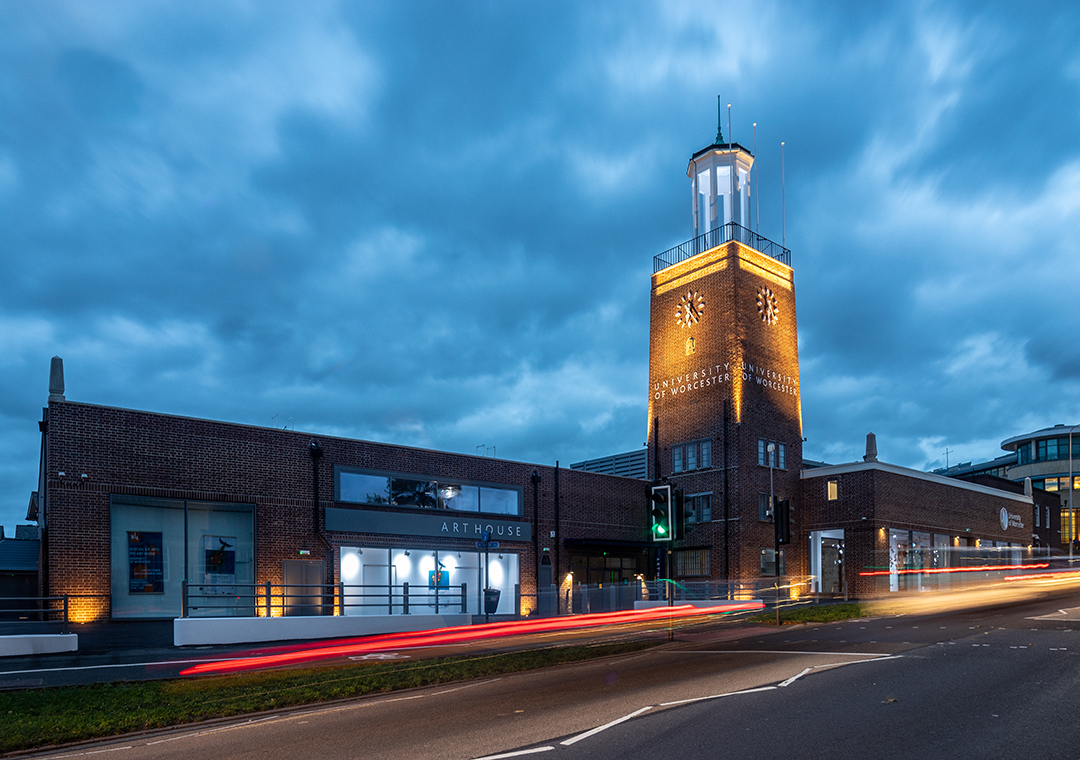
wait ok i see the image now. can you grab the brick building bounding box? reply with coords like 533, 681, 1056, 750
32, 385, 653, 622
801, 447, 1041, 597
646, 136, 802, 585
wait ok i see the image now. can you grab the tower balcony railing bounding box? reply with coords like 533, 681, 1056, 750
654, 221, 790, 273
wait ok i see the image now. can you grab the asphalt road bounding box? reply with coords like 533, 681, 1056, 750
19, 591, 1080, 759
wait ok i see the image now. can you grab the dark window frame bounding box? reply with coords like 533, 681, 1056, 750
672, 439, 713, 474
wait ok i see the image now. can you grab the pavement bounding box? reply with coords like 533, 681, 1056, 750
0, 620, 263, 689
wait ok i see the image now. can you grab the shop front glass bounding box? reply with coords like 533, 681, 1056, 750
110, 496, 255, 619
339, 546, 518, 616
809, 529, 844, 594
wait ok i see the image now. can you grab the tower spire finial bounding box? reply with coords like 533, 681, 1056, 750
715, 95, 725, 144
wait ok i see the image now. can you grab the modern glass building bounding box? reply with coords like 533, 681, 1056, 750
1002, 425, 1080, 546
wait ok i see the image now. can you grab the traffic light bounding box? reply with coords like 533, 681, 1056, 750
650, 485, 673, 541
774, 498, 791, 545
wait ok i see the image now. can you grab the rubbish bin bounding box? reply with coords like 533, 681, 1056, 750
484, 588, 501, 615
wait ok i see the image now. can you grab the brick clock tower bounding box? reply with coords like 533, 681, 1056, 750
647, 128, 803, 584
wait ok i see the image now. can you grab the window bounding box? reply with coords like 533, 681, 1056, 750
759, 493, 771, 522
673, 549, 710, 577
1039, 476, 1080, 493
337, 468, 521, 515
1034, 437, 1080, 463
1036, 506, 1041, 527
1047, 506, 1052, 528
684, 493, 712, 524
760, 548, 785, 576
1017, 443, 1032, 465
672, 440, 712, 473
827, 479, 839, 501
756, 439, 786, 469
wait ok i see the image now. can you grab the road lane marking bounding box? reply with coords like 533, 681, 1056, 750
659, 649, 894, 657
429, 679, 503, 696
0, 658, 240, 676
660, 685, 776, 707
35, 747, 133, 758
473, 746, 555, 759
146, 716, 280, 745
561, 706, 654, 745
779, 668, 812, 687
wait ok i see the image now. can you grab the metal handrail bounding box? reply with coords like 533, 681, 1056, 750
181, 581, 470, 618
0, 594, 70, 633
654, 221, 790, 273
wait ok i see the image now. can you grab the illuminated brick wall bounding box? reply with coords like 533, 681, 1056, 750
41, 400, 649, 621
647, 240, 804, 583
801, 463, 1041, 596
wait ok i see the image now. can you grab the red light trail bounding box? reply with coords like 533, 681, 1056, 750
179, 602, 763, 676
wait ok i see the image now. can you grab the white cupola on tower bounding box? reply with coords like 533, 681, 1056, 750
688, 111, 754, 238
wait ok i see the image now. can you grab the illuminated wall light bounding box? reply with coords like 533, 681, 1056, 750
489, 558, 504, 586
420, 554, 436, 574
341, 552, 361, 581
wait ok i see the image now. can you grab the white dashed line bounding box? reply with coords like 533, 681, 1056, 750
660, 685, 777, 707
473, 746, 555, 759
779, 668, 812, 687
561, 706, 654, 745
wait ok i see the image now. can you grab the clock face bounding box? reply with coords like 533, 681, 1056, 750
756, 286, 779, 325
676, 290, 705, 328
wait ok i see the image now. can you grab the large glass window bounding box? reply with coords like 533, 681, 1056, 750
337, 468, 521, 516
438, 484, 479, 512
110, 496, 255, 619
389, 478, 437, 508
339, 546, 519, 616
479, 487, 519, 515
339, 473, 391, 504
1034, 437, 1080, 463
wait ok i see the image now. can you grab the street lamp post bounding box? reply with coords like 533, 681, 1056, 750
767, 443, 779, 623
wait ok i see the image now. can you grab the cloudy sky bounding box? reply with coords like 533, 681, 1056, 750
2, 0, 1079, 532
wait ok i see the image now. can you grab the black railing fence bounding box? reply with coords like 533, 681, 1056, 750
180, 581, 471, 618
654, 222, 790, 273
0, 595, 71, 633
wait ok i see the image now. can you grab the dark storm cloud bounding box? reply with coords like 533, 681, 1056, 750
2, 0, 1080, 531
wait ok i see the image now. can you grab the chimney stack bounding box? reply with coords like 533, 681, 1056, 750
48, 356, 65, 402
863, 432, 878, 462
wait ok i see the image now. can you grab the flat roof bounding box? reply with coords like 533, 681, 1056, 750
801, 460, 1032, 505
1001, 424, 1080, 451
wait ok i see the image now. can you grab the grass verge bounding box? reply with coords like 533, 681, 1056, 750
746, 602, 871, 625
0, 641, 656, 754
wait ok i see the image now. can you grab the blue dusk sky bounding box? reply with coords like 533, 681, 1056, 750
2, 1, 1079, 532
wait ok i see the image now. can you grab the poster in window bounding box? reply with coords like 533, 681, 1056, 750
128, 531, 164, 594
204, 535, 236, 595
428, 569, 449, 588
